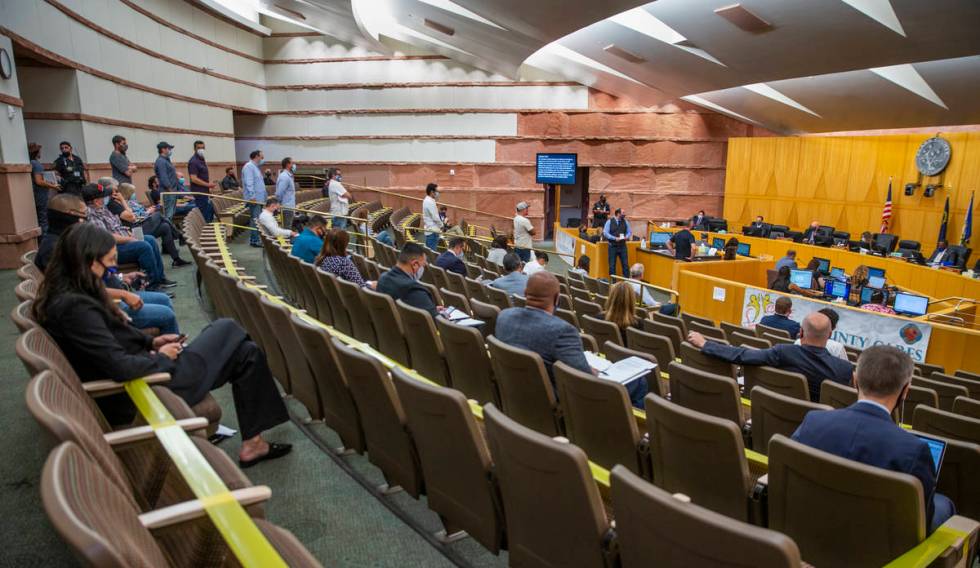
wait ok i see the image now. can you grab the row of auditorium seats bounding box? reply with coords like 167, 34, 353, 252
11, 251, 322, 567
229, 208, 978, 566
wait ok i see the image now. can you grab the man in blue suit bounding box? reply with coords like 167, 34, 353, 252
434, 236, 467, 276
792, 345, 955, 533
759, 296, 801, 339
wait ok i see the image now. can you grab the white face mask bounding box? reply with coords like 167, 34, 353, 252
196, 148, 205, 157
413, 263, 425, 280
434, 191, 440, 199
291, 164, 296, 172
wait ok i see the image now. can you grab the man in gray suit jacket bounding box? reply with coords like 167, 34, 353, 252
494, 271, 592, 388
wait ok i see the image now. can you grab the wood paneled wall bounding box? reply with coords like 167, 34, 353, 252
723, 132, 980, 245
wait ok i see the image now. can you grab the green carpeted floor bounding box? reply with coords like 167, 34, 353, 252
0, 238, 507, 567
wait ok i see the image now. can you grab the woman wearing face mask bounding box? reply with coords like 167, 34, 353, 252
422, 182, 442, 251
315, 229, 375, 289
34, 223, 293, 467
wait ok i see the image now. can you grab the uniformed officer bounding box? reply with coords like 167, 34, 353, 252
53, 140, 88, 196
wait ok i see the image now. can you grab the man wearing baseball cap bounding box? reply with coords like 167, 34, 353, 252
513, 201, 535, 263
154, 141, 179, 220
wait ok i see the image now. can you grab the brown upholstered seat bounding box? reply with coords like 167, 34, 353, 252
436, 318, 499, 405
912, 405, 980, 445
259, 295, 322, 420
486, 335, 562, 436
610, 465, 802, 568
463, 277, 489, 303
730, 331, 772, 350
688, 320, 727, 341
641, 318, 684, 356
11, 300, 35, 333
953, 396, 980, 420
580, 314, 624, 354
335, 277, 378, 348
572, 297, 603, 320
668, 361, 744, 427
902, 384, 939, 420
750, 387, 830, 454
930, 372, 980, 401
603, 342, 666, 397
469, 298, 501, 338
909, 429, 980, 521
756, 322, 792, 339
483, 404, 616, 567
391, 370, 505, 552
485, 285, 513, 310
652, 311, 688, 335
439, 287, 472, 313
743, 365, 810, 401
396, 300, 451, 387
679, 342, 738, 380
314, 269, 353, 335
912, 376, 969, 411
818, 379, 858, 409
361, 287, 412, 367
554, 307, 580, 330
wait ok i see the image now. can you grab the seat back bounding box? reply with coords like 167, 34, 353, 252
610, 466, 802, 568
641, 319, 684, 355
953, 396, 980, 420
604, 342, 666, 397
644, 395, 752, 521
581, 274, 601, 293
626, 327, 675, 370
511, 294, 526, 308
761, 332, 794, 346
290, 314, 365, 453
568, 285, 591, 302
297, 261, 333, 324
931, 372, 980, 400
679, 342, 737, 380
482, 404, 611, 568
395, 301, 450, 386
330, 338, 423, 496
11, 300, 36, 333
439, 287, 472, 313
911, 376, 969, 411
259, 295, 320, 415
463, 277, 489, 303
444, 269, 467, 294
719, 321, 747, 338
767, 434, 925, 566
571, 297, 602, 320
360, 287, 411, 366
743, 366, 810, 401
912, 406, 980, 445
17, 262, 43, 282
955, 369, 980, 381
391, 369, 504, 552
681, 312, 713, 329
817, 380, 858, 408
946, 245, 972, 268
729, 331, 771, 350
688, 320, 726, 341
427, 264, 449, 290
750, 387, 831, 454
668, 361, 743, 426
335, 277, 378, 347
469, 298, 501, 338
652, 311, 687, 335
902, 385, 939, 420
485, 285, 513, 310
486, 335, 561, 436
16, 328, 111, 432
755, 323, 792, 339
916, 362, 945, 377
435, 319, 498, 405
237, 282, 292, 393
41, 443, 172, 568
580, 314, 624, 353
15, 278, 38, 301
553, 361, 643, 475
554, 307, 580, 330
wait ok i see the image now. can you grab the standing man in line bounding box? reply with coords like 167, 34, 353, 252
591, 194, 611, 228
53, 140, 88, 196
326, 167, 352, 230
422, 182, 441, 250
604, 208, 631, 278
187, 140, 216, 222
275, 157, 297, 230
29, 143, 59, 235
667, 218, 696, 261
242, 150, 266, 248
513, 201, 535, 263
109, 135, 137, 185
154, 142, 179, 220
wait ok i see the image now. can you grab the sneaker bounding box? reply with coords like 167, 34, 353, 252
159, 279, 179, 288
172, 258, 192, 268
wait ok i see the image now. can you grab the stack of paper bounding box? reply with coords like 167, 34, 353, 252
584, 352, 656, 384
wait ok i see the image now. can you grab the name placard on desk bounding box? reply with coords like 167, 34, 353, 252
741, 287, 933, 362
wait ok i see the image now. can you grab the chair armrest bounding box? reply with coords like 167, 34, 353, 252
139, 486, 272, 531
103, 417, 209, 448
884, 515, 979, 568
83, 373, 171, 398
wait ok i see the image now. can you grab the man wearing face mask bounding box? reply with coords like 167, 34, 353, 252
53, 140, 88, 196
154, 141, 179, 220
242, 150, 267, 247
376, 242, 440, 318
257, 197, 297, 240
791, 345, 955, 533
275, 157, 297, 230
291, 215, 328, 264
603, 208, 631, 278
326, 167, 352, 230
187, 140, 216, 222
109, 135, 137, 185
494, 271, 593, 391
434, 236, 467, 276
422, 182, 442, 250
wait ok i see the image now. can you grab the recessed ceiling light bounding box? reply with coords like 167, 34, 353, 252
609, 7, 725, 66
603, 44, 646, 64
424, 18, 455, 36
714, 4, 773, 33
417, 0, 506, 30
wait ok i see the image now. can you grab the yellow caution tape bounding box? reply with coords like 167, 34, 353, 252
884, 524, 969, 568
125, 379, 287, 567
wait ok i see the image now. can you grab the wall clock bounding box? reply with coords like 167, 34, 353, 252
0, 48, 11, 80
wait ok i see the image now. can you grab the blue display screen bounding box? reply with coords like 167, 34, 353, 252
915, 434, 946, 472
814, 258, 830, 273
712, 237, 725, 249
867, 276, 885, 289
894, 293, 929, 316
790, 270, 812, 288
536, 153, 577, 185
825, 280, 850, 299
737, 243, 751, 256
649, 232, 672, 245
868, 267, 885, 279
830, 267, 845, 280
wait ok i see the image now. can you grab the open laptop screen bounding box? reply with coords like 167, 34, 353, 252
914, 433, 947, 475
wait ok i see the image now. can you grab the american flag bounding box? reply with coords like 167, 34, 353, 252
880, 180, 893, 234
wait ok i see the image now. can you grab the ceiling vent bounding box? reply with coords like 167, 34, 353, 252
273, 4, 306, 20
603, 44, 646, 64
714, 4, 773, 33
423, 18, 456, 36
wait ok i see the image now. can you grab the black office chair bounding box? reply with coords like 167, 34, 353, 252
872, 233, 898, 253
707, 218, 728, 232
897, 240, 921, 258
946, 245, 972, 270
832, 231, 850, 247
769, 225, 789, 240
814, 226, 835, 247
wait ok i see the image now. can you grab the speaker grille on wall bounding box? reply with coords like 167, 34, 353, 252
714, 4, 773, 33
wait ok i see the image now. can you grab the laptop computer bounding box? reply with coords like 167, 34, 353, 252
914, 433, 948, 476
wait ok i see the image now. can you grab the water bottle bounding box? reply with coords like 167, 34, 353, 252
133, 226, 144, 241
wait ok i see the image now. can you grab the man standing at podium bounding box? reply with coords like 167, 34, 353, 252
604, 208, 631, 278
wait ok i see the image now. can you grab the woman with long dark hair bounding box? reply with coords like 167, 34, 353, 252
34, 223, 291, 467
316, 229, 370, 287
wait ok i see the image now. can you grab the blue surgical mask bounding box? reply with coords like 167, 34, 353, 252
257, 159, 265, 166
291, 164, 296, 172
335, 174, 342, 181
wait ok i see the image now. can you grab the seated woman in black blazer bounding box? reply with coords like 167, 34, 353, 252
32, 223, 291, 468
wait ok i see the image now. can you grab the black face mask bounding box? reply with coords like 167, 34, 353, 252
47, 209, 84, 233
61, 150, 70, 158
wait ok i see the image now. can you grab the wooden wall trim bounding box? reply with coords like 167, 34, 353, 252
260, 108, 713, 115
0, 164, 33, 173
0, 93, 24, 107
265, 81, 580, 91
45, 0, 265, 90
269, 32, 321, 38
264, 55, 450, 65
0, 27, 262, 113
235, 134, 727, 143
23, 112, 235, 138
